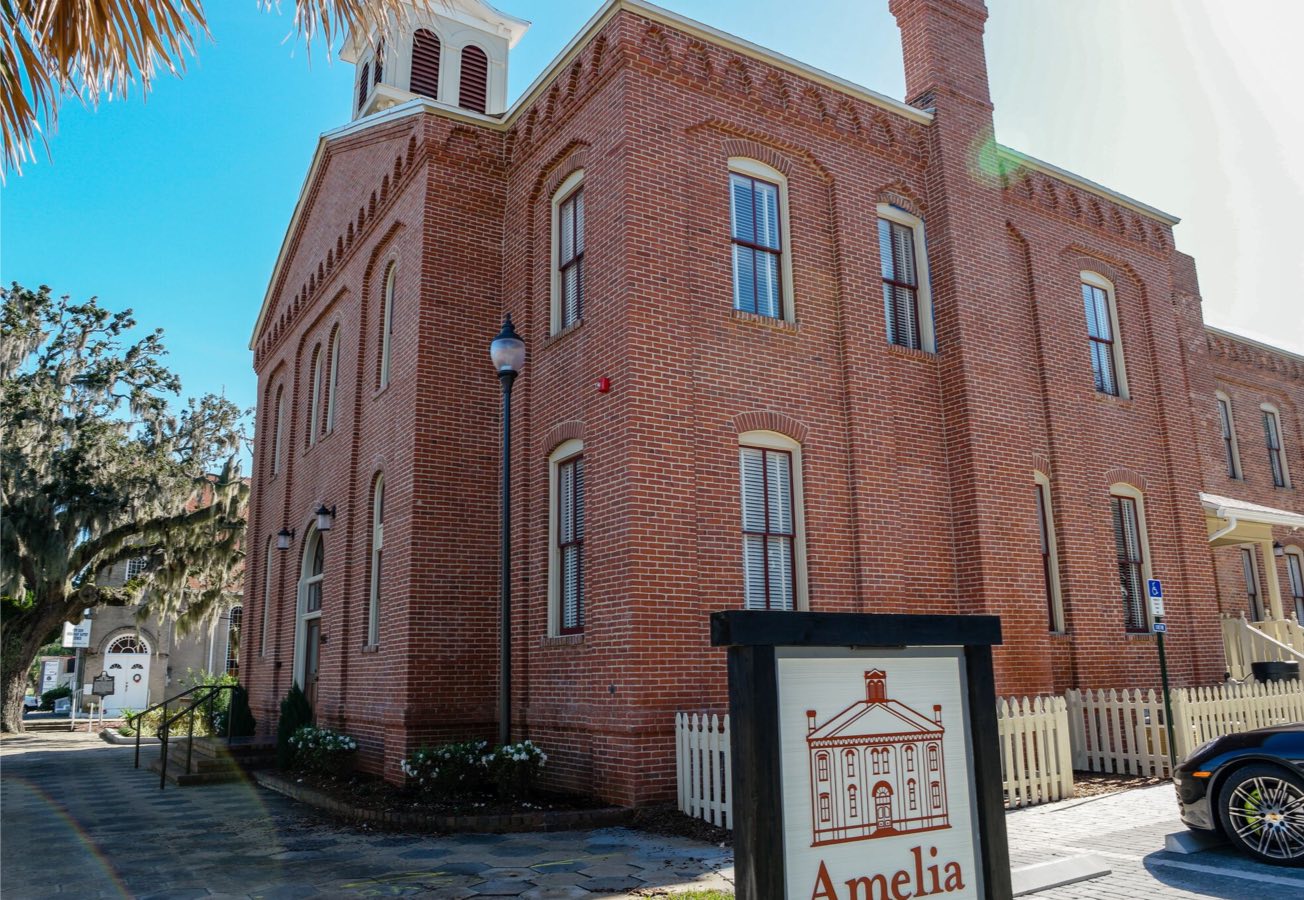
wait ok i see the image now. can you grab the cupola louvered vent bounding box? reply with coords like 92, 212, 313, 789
410, 29, 441, 99
357, 62, 370, 112
459, 45, 489, 113
374, 39, 384, 84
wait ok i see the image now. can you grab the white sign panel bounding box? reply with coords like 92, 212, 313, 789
777, 647, 981, 900
62, 620, 91, 648
41, 660, 60, 694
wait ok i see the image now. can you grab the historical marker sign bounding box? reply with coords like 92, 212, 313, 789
712, 612, 1009, 900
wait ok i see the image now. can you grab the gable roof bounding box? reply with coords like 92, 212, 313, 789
808, 697, 942, 742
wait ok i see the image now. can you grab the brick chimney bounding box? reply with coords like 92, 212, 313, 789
865, 670, 887, 703
889, 0, 992, 111
933, 704, 943, 725
807, 710, 818, 734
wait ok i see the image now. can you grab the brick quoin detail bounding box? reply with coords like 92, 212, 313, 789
241, 0, 1304, 807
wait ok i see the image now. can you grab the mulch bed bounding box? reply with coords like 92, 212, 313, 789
1070, 771, 1170, 798
629, 804, 732, 846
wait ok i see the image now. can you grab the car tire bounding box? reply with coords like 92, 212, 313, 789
1217, 763, 1304, 866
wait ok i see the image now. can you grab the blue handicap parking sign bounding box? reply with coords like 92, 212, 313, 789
1152, 622, 1168, 633
1148, 579, 1163, 599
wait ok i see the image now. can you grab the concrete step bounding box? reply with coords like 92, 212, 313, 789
147, 755, 247, 786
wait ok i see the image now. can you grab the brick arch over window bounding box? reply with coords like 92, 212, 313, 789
1104, 467, 1149, 493
732, 411, 808, 444
1032, 453, 1053, 478
720, 138, 794, 178
876, 182, 926, 218
1061, 249, 1147, 305
543, 421, 585, 456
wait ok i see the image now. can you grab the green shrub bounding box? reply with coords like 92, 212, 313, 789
225, 684, 257, 738
483, 740, 548, 800
40, 684, 71, 710
400, 740, 490, 798
276, 684, 313, 769
288, 725, 358, 776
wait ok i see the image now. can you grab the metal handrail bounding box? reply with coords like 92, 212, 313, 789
128, 684, 237, 789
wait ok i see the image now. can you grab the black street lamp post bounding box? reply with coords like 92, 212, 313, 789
489, 315, 526, 747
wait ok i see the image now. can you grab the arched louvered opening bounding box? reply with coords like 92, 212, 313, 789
357, 61, 370, 112
410, 29, 441, 99
374, 39, 384, 84
459, 45, 489, 113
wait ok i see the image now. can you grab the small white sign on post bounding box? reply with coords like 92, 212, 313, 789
40, 660, 60, 694
1147, 579, 1165, 618
61, 620, 91, 648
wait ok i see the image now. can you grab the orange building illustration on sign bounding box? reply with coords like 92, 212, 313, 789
807, 670, 950, 846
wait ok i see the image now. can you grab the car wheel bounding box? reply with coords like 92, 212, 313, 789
1217, 764, 1304, 866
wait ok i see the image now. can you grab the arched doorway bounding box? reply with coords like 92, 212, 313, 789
103, 633, 151, 714
294, 528, 324, 714
873, 782, 894, 830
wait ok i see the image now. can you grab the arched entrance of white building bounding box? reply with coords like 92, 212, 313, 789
294, 527, 324, 716
102, 634, 151, 714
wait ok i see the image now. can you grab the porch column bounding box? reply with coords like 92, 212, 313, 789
1260, 539, 1286, 620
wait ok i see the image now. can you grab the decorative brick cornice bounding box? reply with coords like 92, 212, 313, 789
732, 411, 809, 444
1105, 468, 1149, 493
1206, 330, 1304, 382
1004, 164, 1171, 255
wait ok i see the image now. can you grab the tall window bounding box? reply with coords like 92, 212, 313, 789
307, 345, 323, 446
379, 264, 396, 389
1035, 475, 1064, 632
125, 556, 148, 580
729, 163, 785, 319
1216, 393, 1240, 479
1242, 547, 1263, 621
549, 440, 585, 636
554, 175, 585, 331
410, 29, 441, 99
740, 445, 796, 610
324, 328, 340, 435
1263, 406, 1289, 488
1286, 548, 1304, 622
458, 45, 489, 113
1110, 492, 1149, 633
368, 476, 384, 646
260, 536, 273, 657
304, 533, 324, 613
272, 386, 285, 475
224, 606, 242, 677
848, 785, 859, 817
1081, 273, 1125, 397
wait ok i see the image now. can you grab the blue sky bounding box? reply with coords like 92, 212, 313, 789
3, 0, 1301, 421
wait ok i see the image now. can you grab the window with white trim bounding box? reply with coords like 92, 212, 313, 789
739, 431, 807, 610
877, 204, 934, 352
260, 536, 273, 657
1081, 272, 1128, 398
551, 171, 585, 334
1262, 405, 1290, 488
1242, 546, 1264, 621
379, 264, 396, 390
224, 606, 242, 677
272, 386, 286, 475
125, 556, 148, 580
368, 475, 384, 646
307, 345, 323, 446
1216, 392, 1241, 479
324, 327, 340, 435
548, 440, 585, 635
1286, 547, 1304, 622
728, 159, 792, 321
1109, 486, 1151, 633
1035, 473, 1065, 632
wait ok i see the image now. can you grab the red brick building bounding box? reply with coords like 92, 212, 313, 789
243, 0, 1304, 805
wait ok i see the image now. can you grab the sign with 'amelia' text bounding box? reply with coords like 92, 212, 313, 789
778, 649, 980, 899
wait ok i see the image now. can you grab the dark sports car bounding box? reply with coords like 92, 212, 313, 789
1174, 723, 1304, 865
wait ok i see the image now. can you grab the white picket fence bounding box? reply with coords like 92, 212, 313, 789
675, 712, 732, 828
1067, 679, 1304, 777
996, 695, 1074, 808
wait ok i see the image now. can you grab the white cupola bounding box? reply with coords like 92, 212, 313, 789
341, 0, 530, 120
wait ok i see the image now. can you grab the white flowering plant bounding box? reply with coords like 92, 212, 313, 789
483, 740, 548, 800
400, 740, 490, 798
288, 725, 359, 776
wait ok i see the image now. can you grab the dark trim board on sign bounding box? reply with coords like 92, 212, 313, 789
712, 611, 1012, 900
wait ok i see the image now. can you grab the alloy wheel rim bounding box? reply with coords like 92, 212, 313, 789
1227, 776, 1304, 860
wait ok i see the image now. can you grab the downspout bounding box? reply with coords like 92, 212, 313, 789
1207, 510, 1239, 544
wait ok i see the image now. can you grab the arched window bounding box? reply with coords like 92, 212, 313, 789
739, 430, 807, 610
1242, 547, 1263, 621
927, 744, 939, 772
1262, 404, 1290, 488
844, 749, 856, 778
816, 752, 830, 782
368, 474, 385, 646
1110, 483, 1152, 632
818, 792, 831, 823
324, 327, 340, 435
848, 784, 859, 817
304, 532, 324, 613
410, 29, 441, 99
877, 203, 934, 352
930, 781, 942, 808
260, 536, 274, 657
549, 439, 585, 636
1035, 472, 1065, 632
296, 528, 325, 698
908, 778, 918, 810
904, 745, 916, 772
224, 606, 242, 677
871, 749, 881, 775
307, 345, 323, 447
551, 170, 585, 334
106, 634, 149, 654
728, 158, 791, 321
1216, 391, 1241, 479
458, 45, 489, 113
357, 62, 370, 112
1080, 271, 1128, 398
272, 385, 285, 475
881, 750, 891, 775
373, 38, 384, 84
379, 264, 396, 389
1286, 546, 1304, 622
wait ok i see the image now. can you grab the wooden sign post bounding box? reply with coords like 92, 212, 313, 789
712, 611, 1011, 900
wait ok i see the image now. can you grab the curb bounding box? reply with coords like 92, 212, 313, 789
100, 730, 161, 745
253, 770, 633, 834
